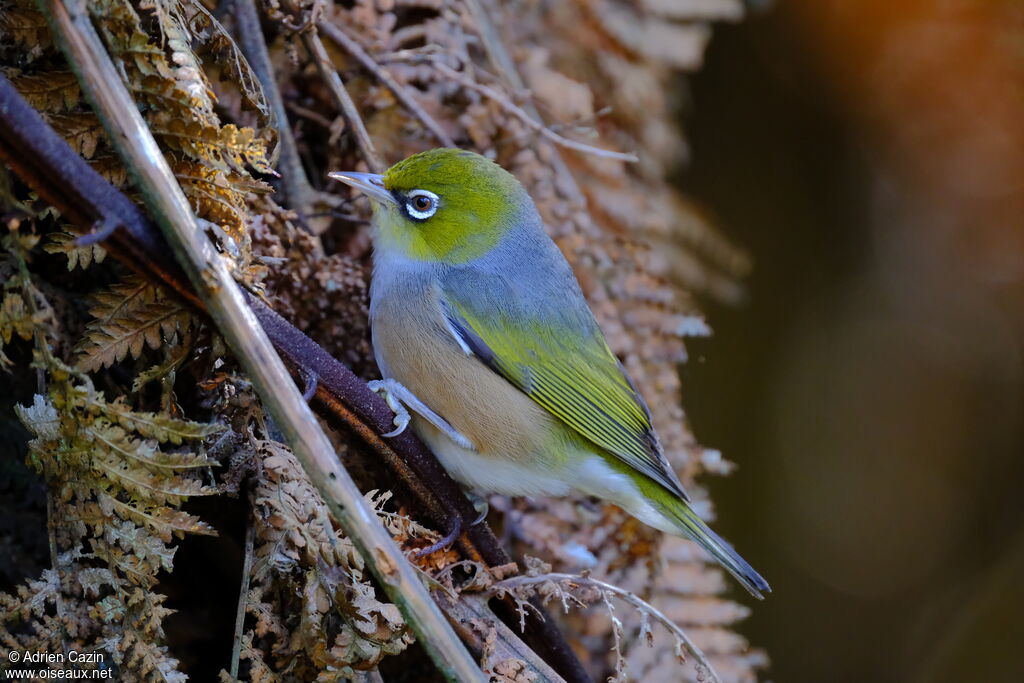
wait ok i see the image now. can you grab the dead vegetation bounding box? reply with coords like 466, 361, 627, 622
0, 0, 762, 680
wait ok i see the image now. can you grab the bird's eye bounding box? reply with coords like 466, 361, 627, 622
405, 189, 439, 220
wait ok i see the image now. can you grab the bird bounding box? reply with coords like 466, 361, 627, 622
329, 149, 769, 598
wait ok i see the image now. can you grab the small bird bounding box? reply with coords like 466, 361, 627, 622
330, 149, 769, 598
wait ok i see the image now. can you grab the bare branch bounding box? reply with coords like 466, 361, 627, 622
393, 53, 637, 163
303, 28, 384, 172
444, 593, 567, 683
318, 20, 455, 148
229, 517, 256, 679
233, 0, 322, 243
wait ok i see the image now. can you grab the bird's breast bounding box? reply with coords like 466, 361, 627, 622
370, 273, 560, 464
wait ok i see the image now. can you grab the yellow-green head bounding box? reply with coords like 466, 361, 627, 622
330, 149, 528, 264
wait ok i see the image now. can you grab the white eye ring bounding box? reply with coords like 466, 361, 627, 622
406, 189, 439, 220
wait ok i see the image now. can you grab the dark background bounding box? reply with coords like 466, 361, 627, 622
677, 1, 1024, 681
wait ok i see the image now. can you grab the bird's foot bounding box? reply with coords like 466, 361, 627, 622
367, 378, 476, 450
413, 515, 463, 558
368, 379, 412, 437
466, 491, 489, 525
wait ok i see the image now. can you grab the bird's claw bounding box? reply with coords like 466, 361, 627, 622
467, 492, 489, 525
368, 379, 411, 437
381, 411, 410, 438
367, 378, 476, 449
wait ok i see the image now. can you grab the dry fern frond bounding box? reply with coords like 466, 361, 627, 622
74, 276, 193, 373
242, 441, 415, 679
0, 2, 51, 63
85, 0, 277, 276
44, 231, 108, 271
0, 226, 226, 681
43, 112, 105, 158
6, 70, 79, 110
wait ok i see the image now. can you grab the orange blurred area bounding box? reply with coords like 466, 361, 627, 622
678, 1, 1024, 681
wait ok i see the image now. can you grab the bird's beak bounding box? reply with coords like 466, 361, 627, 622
328, 171, 397, 205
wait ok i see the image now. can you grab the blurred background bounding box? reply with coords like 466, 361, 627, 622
676, 1, 1024, 681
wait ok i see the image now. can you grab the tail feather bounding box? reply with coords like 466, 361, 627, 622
667, 501, 770, 599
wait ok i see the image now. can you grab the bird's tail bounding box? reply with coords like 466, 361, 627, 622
662, 499, 771, 599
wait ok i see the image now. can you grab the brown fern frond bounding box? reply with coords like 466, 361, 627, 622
8, 70, 79, 111
0, 3, 51, 60
44, 231, 107, 270
75, 278, 192, 372
44, 111, 105, 158
93, 397, 223, 445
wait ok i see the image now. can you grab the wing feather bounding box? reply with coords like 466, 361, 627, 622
440, 292, 688, 501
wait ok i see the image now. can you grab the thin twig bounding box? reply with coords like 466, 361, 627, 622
0, 70, 591, 683
462, 0, 519, 92
39, 3, 482, 680
303, 28, 384, 172
445, 594, 567, 683
460, 0, 589, 205
45, 492, 70, 658
233, 0, 321, 244
230, 515, 256, 679
286, 101, 336, 129
394, 54, 637, 163
318, 20, 455, 148
492, 573, 722, 683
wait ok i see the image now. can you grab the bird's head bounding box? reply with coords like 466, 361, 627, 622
330, 148, 528, 264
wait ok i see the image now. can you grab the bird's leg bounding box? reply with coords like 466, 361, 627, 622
368, 378, 476, 451
413, 491, 487, 557
412, 514, 462, 558
367, 378, 412, 437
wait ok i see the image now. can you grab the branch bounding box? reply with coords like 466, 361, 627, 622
0, 61, 590, 683
492, 573, 722, 683
229, 517, 256, 679
458, 0, 589, 206
389, 52, 637, 163
232, 0, 321, 240
303, 27, 384, 172
318, 20, 455, 148
38, 2, 481, 680
444, 593, 566, 683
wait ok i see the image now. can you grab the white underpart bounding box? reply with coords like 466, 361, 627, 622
420, 425, 678, 534
574, 457, 677, 534
421, 426, 571, 497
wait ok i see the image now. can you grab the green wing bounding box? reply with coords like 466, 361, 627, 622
440, 290, 688, 501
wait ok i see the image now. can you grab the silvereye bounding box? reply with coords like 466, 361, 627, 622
329, 149, 769, 598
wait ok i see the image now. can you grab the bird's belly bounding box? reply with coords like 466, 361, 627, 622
376, 311, 660, 509
372, 291, 571, 489
384, 334, 564, 466
371, 276, 640, 499
414, 418, 574, 497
